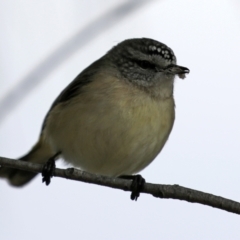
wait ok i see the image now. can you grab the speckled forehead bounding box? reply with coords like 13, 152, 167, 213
147, 43, 176, 63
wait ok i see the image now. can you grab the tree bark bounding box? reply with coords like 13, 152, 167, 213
0, 156, 240, 215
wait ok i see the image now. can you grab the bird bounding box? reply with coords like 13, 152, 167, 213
0, 38, 189, 200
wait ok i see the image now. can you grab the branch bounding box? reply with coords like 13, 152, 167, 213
0, 156, 240, 215
0, 0, 151, 124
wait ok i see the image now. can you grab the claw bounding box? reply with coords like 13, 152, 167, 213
119, 174, 145, 201
130, 175, 145, 201
42, 152, 60, 186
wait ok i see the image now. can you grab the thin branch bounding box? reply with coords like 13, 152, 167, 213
0, 0, 152, 123
0, 156, 240, 215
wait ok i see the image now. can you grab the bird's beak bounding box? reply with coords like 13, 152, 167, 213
164, 64, 190, 79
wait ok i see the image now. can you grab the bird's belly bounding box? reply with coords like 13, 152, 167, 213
67, 120, 172, 176
46, 101, 174, 176
44, 79, 175, 177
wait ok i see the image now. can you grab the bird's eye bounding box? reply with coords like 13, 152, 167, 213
135, 60, 156, 70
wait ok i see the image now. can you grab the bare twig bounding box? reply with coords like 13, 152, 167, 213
0, 0, 152, 123
0, 156, 240, 215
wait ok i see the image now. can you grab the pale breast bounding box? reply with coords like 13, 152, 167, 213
44, 73, 175, 176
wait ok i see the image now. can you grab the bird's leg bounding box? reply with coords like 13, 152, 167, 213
42, 152, 60, 186
119, 174, 145, 201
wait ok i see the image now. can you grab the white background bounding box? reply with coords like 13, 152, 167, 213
1, 1, 240, 239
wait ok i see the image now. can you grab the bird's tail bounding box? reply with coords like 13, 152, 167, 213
0, 137, 54, 187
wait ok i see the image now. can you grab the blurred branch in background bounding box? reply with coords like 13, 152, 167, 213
0, 0, 152, 124
1, 156, 240, 215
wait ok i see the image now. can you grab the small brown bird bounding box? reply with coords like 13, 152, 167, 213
0, 38, 189, 200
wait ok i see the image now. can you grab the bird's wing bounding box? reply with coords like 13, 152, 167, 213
41, 57, 105, 131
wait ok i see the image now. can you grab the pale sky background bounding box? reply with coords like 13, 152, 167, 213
1, 1, 240, 239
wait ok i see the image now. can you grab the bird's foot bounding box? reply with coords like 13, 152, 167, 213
119, 174, 145, 201
42, 153, 59, 186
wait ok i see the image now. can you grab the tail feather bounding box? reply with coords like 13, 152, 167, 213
0, 138, 55, 187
